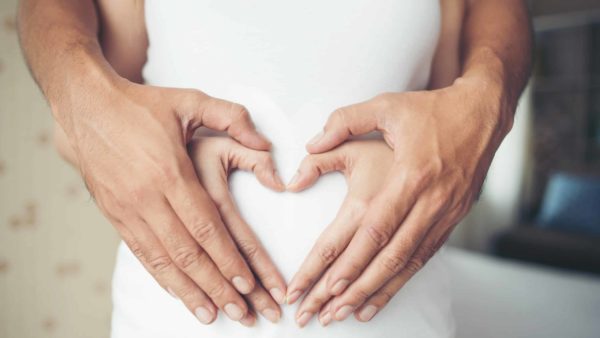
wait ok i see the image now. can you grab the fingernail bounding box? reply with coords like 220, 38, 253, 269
331, 279, 350, 295
287, 171, 300, 188
166, 287, 179, 300
263, 308, 280, 323
286, 290, 303, 305
319, 311, 333, 327
232, 276, 253, 294
224, 303, 244, 321
194, 306, 214, 324
270, 288, 286, 305
308, 130, 324, 145
240, 314, 256, 327
358, 305, 378, 322
335, 305, 354, 321
296, 311, 313, 327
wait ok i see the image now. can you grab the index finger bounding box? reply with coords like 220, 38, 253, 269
306, 98, 383, 154
179, 92, 271, 151
165, 160, 257, 295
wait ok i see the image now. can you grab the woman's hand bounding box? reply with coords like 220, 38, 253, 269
188, 136, 287, 325
287, 78, 514, 326
286, 139, 395, 326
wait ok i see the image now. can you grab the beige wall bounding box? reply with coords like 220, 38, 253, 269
0, 1, 119, 338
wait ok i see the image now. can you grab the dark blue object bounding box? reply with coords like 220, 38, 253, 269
536, 172, 600, 235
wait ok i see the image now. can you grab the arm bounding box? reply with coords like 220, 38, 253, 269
18, 0, 286, 325
287, 0, 533, 324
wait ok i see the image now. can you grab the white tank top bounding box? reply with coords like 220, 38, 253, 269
111, 1, 455, 337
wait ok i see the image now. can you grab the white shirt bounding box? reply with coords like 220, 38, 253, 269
111, 1, 455, 337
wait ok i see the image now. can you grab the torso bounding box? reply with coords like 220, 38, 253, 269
108, 1, 457, 337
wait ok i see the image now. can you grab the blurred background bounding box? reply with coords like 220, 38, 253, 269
0, 0, 599, 337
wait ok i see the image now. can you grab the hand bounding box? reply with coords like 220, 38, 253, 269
287, 78, 513, 325
60, 77, 278, 325
286, 139, 394, 326
188, 136, 287, 325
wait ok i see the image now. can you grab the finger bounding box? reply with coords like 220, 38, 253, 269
239, 310, 257, 327
295, 271, 334, 327
323, 170, 421, 297
354, 219, 456, 322
244, 285, 282, 324
141, 195, 251, 322
306, 98, 383, 153
165, 161, 257, 295
114, 217, 218, 324
194, 144, 288, 306
286, 196, 363, 305
181, 92, 271, 150
329, 197, 448, 321
318, 299, 334, 327
221, 203, 288, 306
227, 141, 285, 192
286, 149, 346, 192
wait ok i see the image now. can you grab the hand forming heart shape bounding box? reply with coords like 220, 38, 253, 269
189, 136, 394, 325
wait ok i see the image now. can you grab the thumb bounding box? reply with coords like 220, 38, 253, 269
306, 99, 381, 154
229, 143, 285, 192
287, 149, 346, 192
181, 91, 271, 151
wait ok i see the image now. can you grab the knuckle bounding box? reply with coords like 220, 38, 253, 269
351, 288, 371, 303
346, 198, 369, 219
232, 103, 250, 120
175, 285, 196, 301
256, 152, 273, 168
379, 288, 396, 304
405, 258, 424, 275
147, 254, 173, 273
419, 242, 439, 262
317, 243, 339, 265
237, 239, 260, 261
190, 219, 218, 244
127, 183, 150, 206
365, 224, 392, 248
331, 108, 349, 126
172, 247, 202, 270
129, 242, 145, 260
155, 162, 180, 186
206, 281, 227, 299
380, 252, 408, 274
374, 92, 394, 110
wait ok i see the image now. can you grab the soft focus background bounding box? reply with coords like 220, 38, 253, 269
1, 0, 599, 338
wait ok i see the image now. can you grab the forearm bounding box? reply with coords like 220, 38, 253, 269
17, 0, 118, 132
459, 0, 532, 132
53, 121, 79, 168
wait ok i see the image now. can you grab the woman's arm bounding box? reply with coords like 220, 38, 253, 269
428, 0, 465, 89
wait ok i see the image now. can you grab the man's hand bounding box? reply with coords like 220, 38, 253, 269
286, 76, 514, 323
188, 136, 287, 325
63, 78, 280, 325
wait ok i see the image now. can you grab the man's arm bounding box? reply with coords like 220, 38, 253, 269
287, 0, 533, 324
18, 0, 287, 325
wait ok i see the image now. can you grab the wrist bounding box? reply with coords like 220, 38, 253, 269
47, 42, 123, 136
452, 47, 516, 138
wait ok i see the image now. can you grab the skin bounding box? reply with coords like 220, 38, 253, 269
18, 0, 287, 326
18, 0, 533, 329
286, 0, 533, 326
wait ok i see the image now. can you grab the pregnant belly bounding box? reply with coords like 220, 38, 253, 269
111, 88, 455, 337
230, 145, 346, 281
